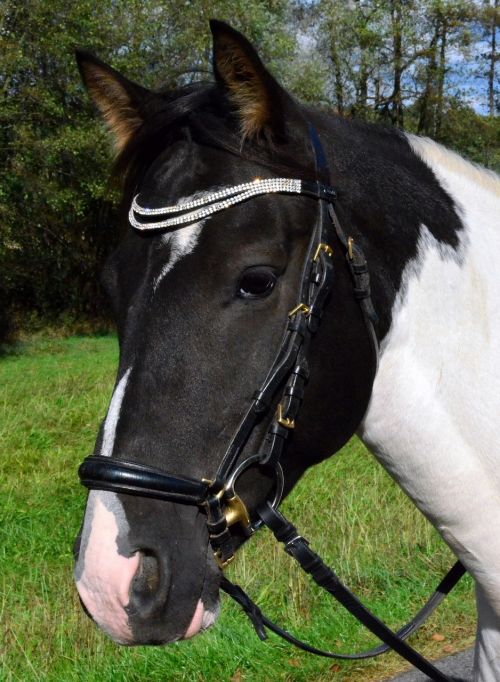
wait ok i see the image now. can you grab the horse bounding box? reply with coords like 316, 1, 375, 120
73, 20, 500, 681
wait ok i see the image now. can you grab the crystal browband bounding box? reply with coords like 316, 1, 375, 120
129, 177, 336, 231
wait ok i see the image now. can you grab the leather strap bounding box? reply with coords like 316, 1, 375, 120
225, 502, 462, 681
78, 455, 210, 504
221, 557, 465, 661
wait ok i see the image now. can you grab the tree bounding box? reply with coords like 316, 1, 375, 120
0, 1, 497, 340
416, 0, 474, 137
480, 0, 499, 117
0, 0, 294, 337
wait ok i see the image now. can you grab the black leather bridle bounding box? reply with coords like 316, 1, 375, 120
78, 126, 465, 681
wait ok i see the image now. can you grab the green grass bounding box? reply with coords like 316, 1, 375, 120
0, 336, 475, 682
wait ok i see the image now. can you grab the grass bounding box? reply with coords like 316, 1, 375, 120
0, 336, 475, 682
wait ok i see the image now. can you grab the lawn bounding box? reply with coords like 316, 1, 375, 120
0, 336, 475, 682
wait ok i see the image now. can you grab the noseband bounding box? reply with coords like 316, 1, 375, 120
78, 127, 464, 681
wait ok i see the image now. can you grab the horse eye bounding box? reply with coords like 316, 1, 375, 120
237, 267, 278, 299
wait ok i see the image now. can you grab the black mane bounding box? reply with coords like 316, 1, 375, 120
115, 81, 324, 206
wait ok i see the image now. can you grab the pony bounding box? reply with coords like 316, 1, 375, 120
73, 20, 500, 681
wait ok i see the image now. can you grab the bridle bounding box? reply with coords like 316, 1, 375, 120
78, 126, 464, 681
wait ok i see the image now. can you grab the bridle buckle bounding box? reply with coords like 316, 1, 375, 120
202, 480, 252, 529
276, 403, 295, 429
224, 493, 251, 528
313, 242, 333, 262
288, 303, 311, 318
214, 550, 235, 570
347, 236, 355, 260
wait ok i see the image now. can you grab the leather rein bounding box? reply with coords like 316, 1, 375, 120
78, 127, 465, 681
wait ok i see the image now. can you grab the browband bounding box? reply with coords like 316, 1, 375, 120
129, 178, 336, 231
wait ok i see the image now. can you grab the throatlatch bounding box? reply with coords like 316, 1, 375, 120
78, 125, 465, 682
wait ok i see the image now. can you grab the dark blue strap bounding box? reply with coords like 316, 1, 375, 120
308, 123, 329, 177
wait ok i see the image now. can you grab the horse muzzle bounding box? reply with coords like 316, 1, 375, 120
74, 490, 221, 645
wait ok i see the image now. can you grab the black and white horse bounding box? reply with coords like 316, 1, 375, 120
73, 21, 500, 680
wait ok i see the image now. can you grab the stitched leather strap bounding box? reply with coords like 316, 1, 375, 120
220, 558, 464, 666
220, 502, 463, 681
221, 557, 465, 661
78, 455, 209, 504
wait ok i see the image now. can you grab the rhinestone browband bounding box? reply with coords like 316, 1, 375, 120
129, 178, 303, 231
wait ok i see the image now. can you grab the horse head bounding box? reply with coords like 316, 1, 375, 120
73, 21, 375, 646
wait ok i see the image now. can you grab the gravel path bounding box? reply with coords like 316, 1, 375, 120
386, 649, 474, 681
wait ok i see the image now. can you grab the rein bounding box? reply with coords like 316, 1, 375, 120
78, 127, 465, 681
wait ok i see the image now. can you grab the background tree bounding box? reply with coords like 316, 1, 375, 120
0, 0, 293, 339
415, 0, 474, 137
480, 0, 499, 116
0, 0, 497, 342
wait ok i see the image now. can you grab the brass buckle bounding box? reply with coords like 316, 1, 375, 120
288, 303, 310, 318
203, 481, 251, 569
214, 551, 235, 570
347, 236, 354, 260
277, 403, 295, 429
202, 481, 250, 528
224, 494, 251, 528
313, 242, 333, 262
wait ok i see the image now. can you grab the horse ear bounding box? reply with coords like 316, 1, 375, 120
210, 20, 286, 140
76, 50, 149, 152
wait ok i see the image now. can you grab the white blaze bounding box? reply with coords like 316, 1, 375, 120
76, 493, 140, 643
152, 189, 218, 292
154, 220, 204, 291
75, 367, 139, 643
101, 367, 132, 457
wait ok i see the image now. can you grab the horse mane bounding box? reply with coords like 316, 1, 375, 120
407, 134, 500, 199
113, 82, 225, 199
114, 81, 314, 207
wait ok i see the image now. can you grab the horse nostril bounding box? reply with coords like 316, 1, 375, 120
132, 551, 161, 597
127, 549, 171, 623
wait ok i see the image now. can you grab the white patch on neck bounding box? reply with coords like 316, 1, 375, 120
406, 133, 500, 199
101, 367, 132, 457
153, 190, 215, 291
360, 138, 500, 679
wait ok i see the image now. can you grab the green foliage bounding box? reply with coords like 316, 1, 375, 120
0, 1, 498, 337
0, 1, 295, 339
411, 98, 500, 170
0, 336, 475, 681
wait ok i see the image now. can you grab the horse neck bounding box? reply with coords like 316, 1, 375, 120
319, 118, 499, 341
